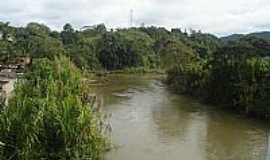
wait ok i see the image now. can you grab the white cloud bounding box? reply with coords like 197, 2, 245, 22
0, 0, 269, 36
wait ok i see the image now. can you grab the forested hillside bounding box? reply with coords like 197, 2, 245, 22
221, 31, 270, 43
1, 21, 270, 118
0, 22, 220, 71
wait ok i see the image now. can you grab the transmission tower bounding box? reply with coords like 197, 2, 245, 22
130, 9, 133, 27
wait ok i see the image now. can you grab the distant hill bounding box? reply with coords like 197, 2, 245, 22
221, 31, 270, 43
249, 32, 270, 41
220, 34, 244, 43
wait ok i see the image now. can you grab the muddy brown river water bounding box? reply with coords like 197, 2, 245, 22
94, 74, 270, 160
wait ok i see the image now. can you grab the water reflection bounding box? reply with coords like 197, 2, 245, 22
151, 87, 209, 160
206, 112, 269, 160
96, 75, 270, 160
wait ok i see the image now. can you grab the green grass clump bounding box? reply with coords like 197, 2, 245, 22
0, 56, 109, 159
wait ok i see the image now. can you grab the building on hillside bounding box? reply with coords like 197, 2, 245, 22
0, 56, 32, 72
6, 34, 14, 42
0, 69, 17, 78
15, 57, 32, 66
0, 31, 3, 40
0, 77, 16, 105
0, 56, 28, 104
0, 69, 17, 104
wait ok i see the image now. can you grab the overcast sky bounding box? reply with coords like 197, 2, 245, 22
0, 0, 270, 36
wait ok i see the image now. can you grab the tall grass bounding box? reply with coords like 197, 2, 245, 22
0, 56, 109, 159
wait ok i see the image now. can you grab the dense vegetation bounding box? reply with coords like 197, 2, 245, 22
167, 36, 270, 118
0, 20, 269, 160
0, 56, 109, 159
0, 22, 220, 72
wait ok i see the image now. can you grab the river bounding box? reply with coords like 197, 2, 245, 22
94, 74, 270, 160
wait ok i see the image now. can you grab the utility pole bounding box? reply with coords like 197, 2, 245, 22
130, 9, 133, 27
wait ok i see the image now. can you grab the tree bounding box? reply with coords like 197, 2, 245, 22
61, 23, 78, 45
96, 24, 107, 33
0, 22, 11, 40
158, 38, 196, 70
67, 36, 100, 70
26, 22, 51, 36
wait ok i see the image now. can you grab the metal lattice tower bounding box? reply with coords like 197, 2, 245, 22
130, 9, 133, 27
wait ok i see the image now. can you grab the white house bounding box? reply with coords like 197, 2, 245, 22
0, 31, 3, 40
0, 70, 17, 105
